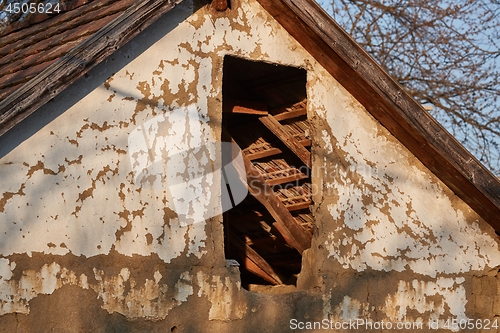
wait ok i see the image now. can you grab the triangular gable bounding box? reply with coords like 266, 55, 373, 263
0, 0, 498, 325
0, 0, 499, 231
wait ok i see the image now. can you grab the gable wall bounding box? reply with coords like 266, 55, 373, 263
0, 0, 499, 331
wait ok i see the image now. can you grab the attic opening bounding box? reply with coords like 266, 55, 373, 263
222, 55, 313, 292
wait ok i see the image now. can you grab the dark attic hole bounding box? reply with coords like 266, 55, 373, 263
221, 55, 313, 293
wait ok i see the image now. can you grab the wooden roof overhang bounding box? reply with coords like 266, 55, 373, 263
255, 0, 500, 231
0, 0, 183, 137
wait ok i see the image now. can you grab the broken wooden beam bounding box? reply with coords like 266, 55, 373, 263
228, 230, 283, 285
223, 130, 312, 254
259, 115, 311, 168
273, 108, 307, 121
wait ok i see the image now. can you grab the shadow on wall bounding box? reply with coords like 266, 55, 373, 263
0, 1, 215, 319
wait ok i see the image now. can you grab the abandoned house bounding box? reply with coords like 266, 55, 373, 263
1, 0, 500, 332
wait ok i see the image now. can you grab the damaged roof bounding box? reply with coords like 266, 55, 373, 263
0, 0, 138, 102
0, 0, 499, 231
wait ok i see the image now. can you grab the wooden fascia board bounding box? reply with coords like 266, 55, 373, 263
0, 0, 184, 137
256, 0, 500, 229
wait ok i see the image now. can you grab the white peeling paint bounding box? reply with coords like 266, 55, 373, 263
0, 0, 313, 265
334, 296, 367, 320
0, 262, 246, 320
0, 262, 62, 315
384, 278, 467, 324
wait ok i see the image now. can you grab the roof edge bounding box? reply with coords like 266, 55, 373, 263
0, 0, 183, 137
256, 0, 500, 229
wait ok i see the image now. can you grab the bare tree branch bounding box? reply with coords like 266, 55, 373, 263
321, 0, 500, 174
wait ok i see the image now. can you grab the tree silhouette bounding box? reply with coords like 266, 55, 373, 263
320, 0, 500, 175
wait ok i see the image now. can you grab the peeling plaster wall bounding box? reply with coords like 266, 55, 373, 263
304, 60, 500, 326
1, 0, 500, 331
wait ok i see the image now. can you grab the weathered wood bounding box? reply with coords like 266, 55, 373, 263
299, 139, 311, 147
225, 134, 312, 253
0, 0, 133, 58
244, 147, 283, 161
0, 0, 104, 41
256, 0, 500, 230
265, 171, 308, 186
228, 230, 283, 285
241, 153, 312, 254
223, 99, 269, 115
0, 0, 184, 137
273, 108, 307, 121
260, 115, 311, 168
284, 201, 312, 212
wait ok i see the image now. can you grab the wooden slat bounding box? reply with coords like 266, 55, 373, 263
259, 115, 311, 168
0, 0, 184, 137
265, 171, 308, 186
244, 147, 282, 160
253, 159, 309, 185
284, 201, 312, 211
256, 0, 500, 230
223, 99, 269, 115
273, 108, 307, 121
299, 139, 311, 147
227, 135, 312, 253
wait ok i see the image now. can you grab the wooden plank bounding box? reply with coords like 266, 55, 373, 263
228, 230, 283, 285
0, 0, 110, 43
299, 139, 311, 147
256, 0, 500, 230
273, 108, 307, 121
226, 135, 312, 253
223, 99, 269, 115
243, 147, 283, 160
284, 201, 312, 211
265, 172, 308, 186
0, 0, 184, 137
259, 115, 311, 168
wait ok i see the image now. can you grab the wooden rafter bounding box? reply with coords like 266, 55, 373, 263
225, 132, 312, 254
273, 108, 307, 121
223, 99, 269, 115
